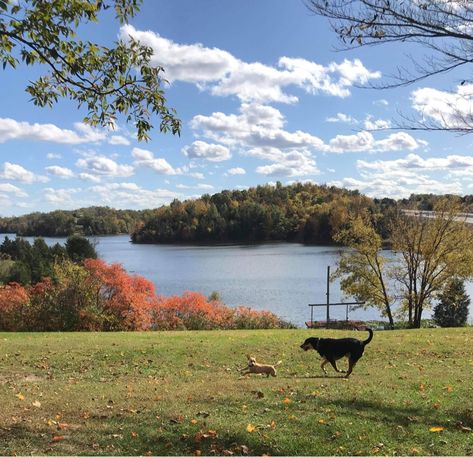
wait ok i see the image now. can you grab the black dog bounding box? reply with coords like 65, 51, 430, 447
300, 328, 373, 378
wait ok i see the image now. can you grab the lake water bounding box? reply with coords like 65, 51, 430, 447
3, 234, 472, 326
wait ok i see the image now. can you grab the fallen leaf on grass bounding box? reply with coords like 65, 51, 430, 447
51, 436, 65, 442
445, 385, 454, 393
130, 431, 138, 438
32, 400, 41, 408
429, 427, 445, 432
190, 419, 198, 425
15, 393, 25, 401
246, 424, 256, 433
282, 397, 291, 405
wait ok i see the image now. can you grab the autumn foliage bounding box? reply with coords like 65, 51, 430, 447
0, 259, 290, 331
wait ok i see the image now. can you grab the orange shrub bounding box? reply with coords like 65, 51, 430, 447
0, 282, 29, 330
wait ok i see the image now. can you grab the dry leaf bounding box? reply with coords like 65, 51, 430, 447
32, 400, 41, 408
190, 419, 198, 425
15, 393, 25, 401
429, 426, 445, 432
246, 423, 256, 433
131, 431, 138, 438
51, 435, 65, 442
282, 397, 291, 404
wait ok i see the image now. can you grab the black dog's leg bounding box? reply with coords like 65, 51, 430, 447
345, 357, 358, 378
320, 359, 329, 374
328, 359, 346, 373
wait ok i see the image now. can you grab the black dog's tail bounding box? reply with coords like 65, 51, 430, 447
362, 328, 373, 346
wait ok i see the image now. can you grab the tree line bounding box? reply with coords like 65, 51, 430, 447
0, 206, 152, 237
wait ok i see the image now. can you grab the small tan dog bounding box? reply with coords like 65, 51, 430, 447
240, 355, 282, 377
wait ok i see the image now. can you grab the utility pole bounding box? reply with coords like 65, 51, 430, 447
326, 265, 330, 323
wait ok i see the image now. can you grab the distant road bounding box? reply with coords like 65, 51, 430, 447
402, 209, 473, 224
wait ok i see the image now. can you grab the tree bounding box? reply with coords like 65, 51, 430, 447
433, 277, 470, 327
333, 211, 394, 328
391, 200, 473, 327
0, 0, 180, 140
65, 235, 97, 262
306, 0, 473, 133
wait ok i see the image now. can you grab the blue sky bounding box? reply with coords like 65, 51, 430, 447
1, 0, 473, 216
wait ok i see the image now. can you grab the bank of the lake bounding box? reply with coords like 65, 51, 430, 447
2, 234, 473, 327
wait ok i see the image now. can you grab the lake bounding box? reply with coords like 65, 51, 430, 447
3, 234, 472, 326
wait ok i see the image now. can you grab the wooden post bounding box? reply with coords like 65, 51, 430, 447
326, 265, 330, 324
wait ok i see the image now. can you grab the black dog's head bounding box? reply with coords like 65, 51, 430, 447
300, 337, 319, 351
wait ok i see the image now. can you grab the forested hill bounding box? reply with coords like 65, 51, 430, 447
0, 207, 152, 237
1, 184, 466, 243
131, 182, 377, 244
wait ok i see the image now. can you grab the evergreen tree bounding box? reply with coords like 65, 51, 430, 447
434, 278, 470, 327
65, 236, 98, 262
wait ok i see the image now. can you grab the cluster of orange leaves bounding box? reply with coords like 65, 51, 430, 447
0, 259, 287, 331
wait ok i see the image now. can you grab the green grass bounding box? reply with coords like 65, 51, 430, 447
0, 328, 472, 456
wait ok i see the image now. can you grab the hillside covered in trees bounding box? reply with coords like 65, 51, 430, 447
0, 206, 152, 237
1, 183, 470, 244
131, 182, 378, 244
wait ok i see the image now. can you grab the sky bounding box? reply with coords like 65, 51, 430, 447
1, 0, 473, 216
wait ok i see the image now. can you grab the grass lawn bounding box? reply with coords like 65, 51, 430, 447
0, 328, 472, 456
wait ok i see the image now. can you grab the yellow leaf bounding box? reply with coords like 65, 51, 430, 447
282, 397, 291, 404
429, 426, 444, 432
445, 385, 454, 392
419, 383, 425, 392
246, 424, 256, 433
318, 419, 326, 424
15, 393, 25, 401
190, 419, 198, 425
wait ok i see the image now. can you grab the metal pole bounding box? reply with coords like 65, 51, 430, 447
326, 265, 330, 324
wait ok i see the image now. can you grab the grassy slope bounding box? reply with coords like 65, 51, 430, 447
0, 328, 472, 456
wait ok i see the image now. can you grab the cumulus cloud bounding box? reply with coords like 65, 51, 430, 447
120, 25, 380, 104
0, 118, 106, 144
89, 182, 181, 207
45, 165, 74, 179
0, 162, 48, 183
328, 131, 420, 153
44, 187, 81, 204
0, 183, 28, 198
182, 141, 231, 162
227, 167, 246, 175
326, 113, 357, 124
76, 154, 134, 178
411, 84, 473, 130
108, 135, 131, 146
132, 147, 178, 175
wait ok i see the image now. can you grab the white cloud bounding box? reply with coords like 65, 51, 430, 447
411, 84, 473, 130
182, 140, 231, 162
132, 147, 178, 175
328, 131, 420, 153
227, 167, 246, 175
76, 154, 134, 178
47, 153, 62, 160
0, 183, 28, 198
121, 25, 380, 104
0, 118, 106, 144
0, 162, 48, 183
78, 173, 101, 183
326, 113, 357, 124
45, 165, 74, 179
89, 182, 181, 208
43, 187, 81, 204
109, 135, 131, 146
363, 116, 392, 130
